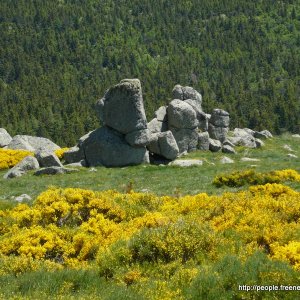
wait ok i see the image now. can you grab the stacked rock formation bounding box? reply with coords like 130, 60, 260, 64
65, 79, 150, 167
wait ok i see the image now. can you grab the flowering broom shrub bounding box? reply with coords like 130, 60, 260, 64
213, 169, 300, 187
0, 176, 299, 298
0, 148, 33, 170
54, 147, 70, 160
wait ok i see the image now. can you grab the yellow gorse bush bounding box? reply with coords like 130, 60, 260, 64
54, 147, 70, 160
0, 148, 33, 170
0, 177, 300, 276
213, 168, 300, 187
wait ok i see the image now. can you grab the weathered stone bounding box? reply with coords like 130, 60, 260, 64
34, 166, 78, 176
198, 132, 210, 151
260, 130, 273, 138
157, 131, 179, 160
148, 118, 168, 133
241, 157, 260, 162
292, 134, 300, 138
3, 156, 39, 179
287, 153, 298, 158
223, 139, 235, 148
210, 109, 230, 127
243, 128, 255, 136
220, 156, 234, 164
209, 138, 222, 152
81, 126, 148, 167
125, 129, 151, 147
14, 194, 32, 202
172, 85, 202, 111
101, 79, 147, 134
255, 138, 264, 148
65, 160, 87, 167
233, 128, 250, 137
170, 127, 198, 153
208, 123, 229, 143
170, 159, 203, 167
222, 145, 236, 154
228, 134, 257, 148
147, 131, 179, 160
0, 128, 12, 147
63, 146, 85, 164
7, 135, 60, 152
154, 106, 167, 122
78, 131, 93, 147
168, 99, 198, 129
35, 151, 63, 168
283, 144, 293, 151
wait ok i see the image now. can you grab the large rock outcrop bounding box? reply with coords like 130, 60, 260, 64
7, 135, 60, 152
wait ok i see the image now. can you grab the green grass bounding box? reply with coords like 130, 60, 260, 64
0, 133, 299, 205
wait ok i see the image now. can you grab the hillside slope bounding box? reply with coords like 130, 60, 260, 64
0, 0, 299, 145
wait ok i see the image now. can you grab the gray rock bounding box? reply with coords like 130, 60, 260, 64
222, 145, 236, 154
147, 118, 168, 134
78, 131, 93, 147
255, 138, 264, 148
228, 135, 257, 148
101, 79, 147, 134
65, 160, 87, 167
125, 129, 150, 147
172, 85, 202, 111
3, 156, 39, 179
63, 146, 85, 164
287, 153, 298, 158
154, 106, 167, 122
283, 144, 293, 152
35, 151, 63, 167
208, 123, 229, 143
209, 138, 222, 152
170, 159, 203, 167
233, 128, 251, 137
210, 109, 230, 127
170, 127, 198, 153
34, 166, 78, 176
243, 128, 255, 136
147, 131, 179, 160
14, 194, 32, 202
0, 128, 12, 147
220, 156, 234, 164
81, 126, 148, 167
223, 139, 235, 148
260, 130, 272, 138
241, 157, 260, 162
292, 134, 300, 138
198, 132, 210, 151
168, 99, 198, 129
7, 135, 60, 152
157, 131, 179, 160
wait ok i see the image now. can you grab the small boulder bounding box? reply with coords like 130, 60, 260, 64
241, 157, 260, 162
255, 138, 264, 148
208, 124, 229, 143
198, 132, 210, 151
65, 160, 87, 167
172, 85, 202, 111
34, 166, 78, 176
168, 99, 198, 129
14, 194, 32, 202
170, 127, 198, 153
157, 131, 179, 160
220, 156, 234, 164
35, 151, 63, 168
170, 159, 203, 167
0, 128, 12, 147
292, 134, 300, 138
209, 138, 222, 152
3, 156, 39, 179
222, 145, 236, 154
287, 153, 298, 158
148, 118, 168, 134
154, 106, 167, 122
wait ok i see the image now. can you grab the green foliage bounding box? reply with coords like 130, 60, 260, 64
0, 1, 300, 145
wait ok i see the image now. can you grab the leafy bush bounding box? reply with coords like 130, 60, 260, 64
0, 148, 33, 170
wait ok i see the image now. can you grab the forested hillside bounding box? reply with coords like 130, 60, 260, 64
0, 0, 299, 146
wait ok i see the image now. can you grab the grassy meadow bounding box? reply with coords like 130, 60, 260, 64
0, 133, 299, 299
